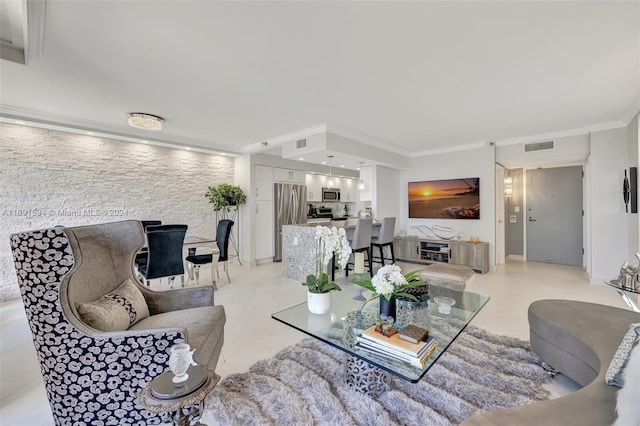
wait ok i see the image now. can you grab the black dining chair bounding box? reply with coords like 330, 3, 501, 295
185, 220, 234, 285
134, 220, 163, 268
137, 224, 188, 288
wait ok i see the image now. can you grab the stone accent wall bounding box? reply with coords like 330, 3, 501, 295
0, 123, 234, 301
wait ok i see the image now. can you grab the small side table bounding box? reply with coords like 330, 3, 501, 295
137, 366, 220, 426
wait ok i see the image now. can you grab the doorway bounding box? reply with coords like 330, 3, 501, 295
526, 166, 583, 266
495, 164, 506, 265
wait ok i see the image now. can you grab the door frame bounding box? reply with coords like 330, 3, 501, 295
495, 164, 506, 265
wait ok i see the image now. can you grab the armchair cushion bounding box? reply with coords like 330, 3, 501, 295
76, 278, 150, 331
129, 304, 226, 369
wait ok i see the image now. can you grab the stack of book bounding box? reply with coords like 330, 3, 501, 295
356, 324, 438, 368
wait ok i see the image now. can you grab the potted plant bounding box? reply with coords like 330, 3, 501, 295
303, 226, 352, 314
351, 265, 427, 320
205, 183, 247, 212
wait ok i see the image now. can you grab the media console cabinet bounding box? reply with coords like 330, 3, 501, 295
394, 236, 490, 274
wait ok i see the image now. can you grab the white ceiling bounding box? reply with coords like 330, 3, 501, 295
0, 1, 638, 169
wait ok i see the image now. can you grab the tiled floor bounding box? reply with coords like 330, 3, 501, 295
0, 259, 632, 425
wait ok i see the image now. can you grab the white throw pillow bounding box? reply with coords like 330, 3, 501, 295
612, 340, 640, 426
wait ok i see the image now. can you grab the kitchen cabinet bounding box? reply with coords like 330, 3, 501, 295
305, 173, 327, 202
274, 168, 305, 184
255, 200, 274, 260
340, 178, 358, 202
255, 165, 273, 200
394, 236, 489, 274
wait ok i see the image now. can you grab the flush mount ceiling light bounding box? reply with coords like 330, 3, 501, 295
127, 113, 164, 131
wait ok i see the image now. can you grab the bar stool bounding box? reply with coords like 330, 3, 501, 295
346, 218, 373, 277
371, 217, 396, 266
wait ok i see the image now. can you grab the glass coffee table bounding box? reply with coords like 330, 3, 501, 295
605, 279, 640, 312
272, 285, 489, 396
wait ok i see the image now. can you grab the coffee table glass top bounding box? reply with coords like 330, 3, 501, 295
272, 285, 489, 382
606, 279, 640, 295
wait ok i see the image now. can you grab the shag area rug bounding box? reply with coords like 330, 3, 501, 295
201, 326, 551, 425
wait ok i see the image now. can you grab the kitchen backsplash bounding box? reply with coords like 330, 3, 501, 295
307, 202, 356, 217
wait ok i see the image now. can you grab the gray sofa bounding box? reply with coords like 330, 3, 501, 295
462, 299, 640, 426
10, 220, 226, 425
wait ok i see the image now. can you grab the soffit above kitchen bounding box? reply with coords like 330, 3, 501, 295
0, 1, 638, 161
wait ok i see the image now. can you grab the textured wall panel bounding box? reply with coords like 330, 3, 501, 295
0, 123, 234, 301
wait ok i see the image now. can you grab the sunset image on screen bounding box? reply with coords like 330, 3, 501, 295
408, 178, 480, 219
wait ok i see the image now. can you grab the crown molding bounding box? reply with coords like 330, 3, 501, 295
0, 106, 237, 156
583, 120, 628, 133
412, 140, 489, 157
240, 124, 329, 153
621, 95, 640, 126
324, 124, 411, 157
495, 127, 590, 147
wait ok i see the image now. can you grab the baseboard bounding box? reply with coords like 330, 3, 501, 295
255, 258, 272, 266
506, 255, 525, 261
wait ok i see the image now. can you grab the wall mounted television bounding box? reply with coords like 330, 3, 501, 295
408, 178, 480, 219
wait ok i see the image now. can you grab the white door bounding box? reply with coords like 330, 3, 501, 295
526, 166, 583, 266
255, 165, 273, 200
495, 164, 506, 265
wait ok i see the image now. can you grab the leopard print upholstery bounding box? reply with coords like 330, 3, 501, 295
10, 227, 184, 425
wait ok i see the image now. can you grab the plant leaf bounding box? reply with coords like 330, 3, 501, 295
323, 282, 342, 292
395, 292, 418, 301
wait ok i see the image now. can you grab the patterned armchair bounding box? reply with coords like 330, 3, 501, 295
10, 220, 226, 425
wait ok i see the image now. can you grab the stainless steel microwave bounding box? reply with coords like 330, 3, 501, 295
322, 187, 340, 202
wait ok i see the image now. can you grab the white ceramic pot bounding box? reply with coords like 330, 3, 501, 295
307, 291, 331, 314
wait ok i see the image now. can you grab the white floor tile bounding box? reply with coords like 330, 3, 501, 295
0, 259, 630, 424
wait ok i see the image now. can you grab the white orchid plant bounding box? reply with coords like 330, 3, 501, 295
351, 264, 426, 303
303, 226, 352, 294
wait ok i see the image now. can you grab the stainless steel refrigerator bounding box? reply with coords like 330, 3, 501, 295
274, 183, 307, 261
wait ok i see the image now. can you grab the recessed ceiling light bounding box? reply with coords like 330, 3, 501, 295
340, 165, 345, 168
298, 157, 304, 161
321, 161, 327, 165
15, 120, 26, 125
220, 153, 226, 156
141, 140, 149, 144
185, 147, 192, 151
127, 113, 164, 131
86, 131, 95, 136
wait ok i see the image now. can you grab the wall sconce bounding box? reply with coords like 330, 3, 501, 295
504, 177, 513, 198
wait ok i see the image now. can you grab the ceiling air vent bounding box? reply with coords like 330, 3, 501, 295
524, 141, 554, 153
296, 139, 307, 149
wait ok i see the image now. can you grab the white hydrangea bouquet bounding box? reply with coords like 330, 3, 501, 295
351, 264, 426, 303
302, 226, 352, 294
